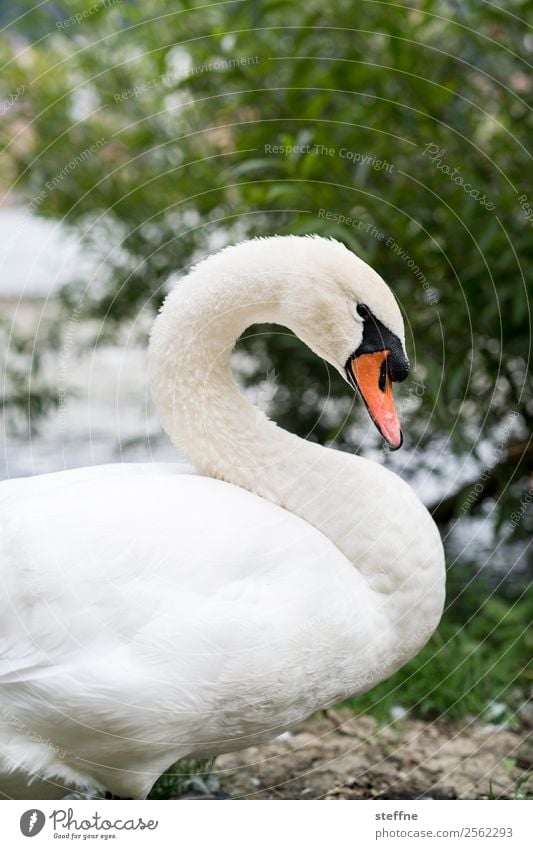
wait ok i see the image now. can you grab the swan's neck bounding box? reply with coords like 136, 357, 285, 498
150, 265, 340, 523
150, 261, 311, 497
149, 260, 444, 664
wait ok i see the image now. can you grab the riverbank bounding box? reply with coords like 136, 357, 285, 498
214, 709, 531, 800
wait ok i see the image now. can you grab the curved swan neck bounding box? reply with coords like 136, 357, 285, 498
149, 243, 445, 656
148, 236, 399, 496
149, 255, 304, 493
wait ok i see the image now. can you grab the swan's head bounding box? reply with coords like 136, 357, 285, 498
272, 235, 410, 450
159, 234, 410, 450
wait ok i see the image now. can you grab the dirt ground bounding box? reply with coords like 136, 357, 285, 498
214, 709, 532, 800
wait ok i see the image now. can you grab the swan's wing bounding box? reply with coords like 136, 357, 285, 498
0, 463, 374, 794
0, 463, 367, 679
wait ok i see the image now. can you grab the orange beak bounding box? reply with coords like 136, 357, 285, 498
347, 350, 403, 449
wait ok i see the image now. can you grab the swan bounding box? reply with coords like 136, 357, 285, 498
0, 235, 445, 799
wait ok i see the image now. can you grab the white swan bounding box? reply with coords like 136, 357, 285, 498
0, 236, 445, 799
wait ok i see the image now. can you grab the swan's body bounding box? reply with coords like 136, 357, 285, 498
0, 236, 445, 799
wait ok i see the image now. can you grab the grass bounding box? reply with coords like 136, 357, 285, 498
148, 758, 217, 800
489, 775, 533, 800
64, 759, 218, 800
342, 578, 532, 725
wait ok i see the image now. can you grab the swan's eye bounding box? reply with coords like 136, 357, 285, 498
356, 303, 370, 319
379, 357, 388, 392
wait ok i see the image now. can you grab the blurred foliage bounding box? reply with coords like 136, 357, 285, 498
0, 311, 62, 433
0, 0, 531, 535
